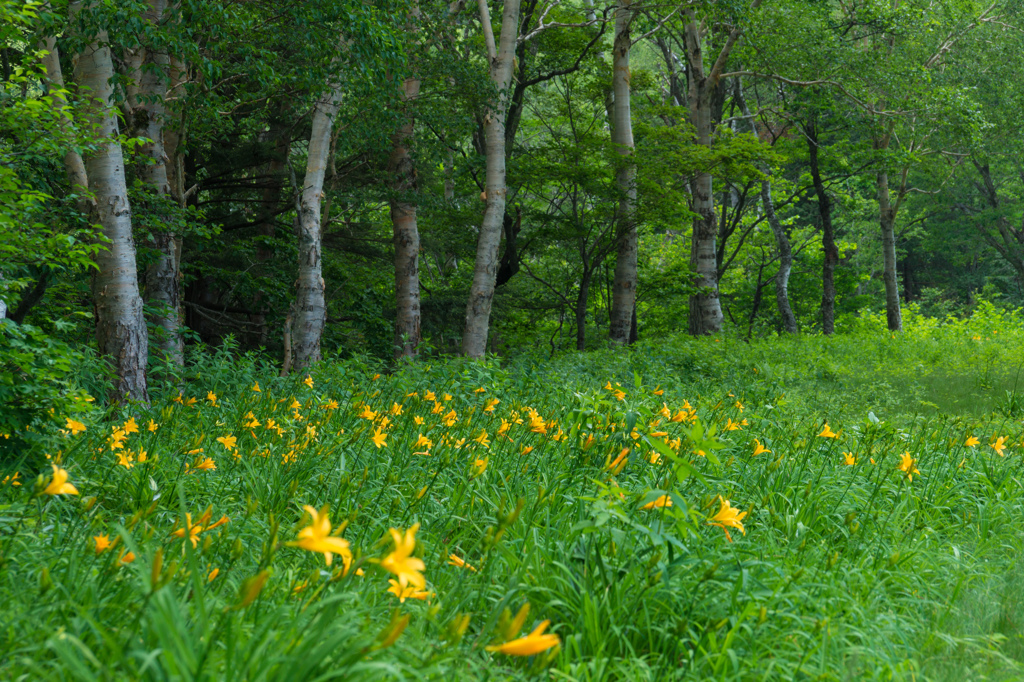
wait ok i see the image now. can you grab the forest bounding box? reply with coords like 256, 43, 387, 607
5, 0, 1024, 679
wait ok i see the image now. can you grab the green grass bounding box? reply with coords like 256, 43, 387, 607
5, 305, 1024, 680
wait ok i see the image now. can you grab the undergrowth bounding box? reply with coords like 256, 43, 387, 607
3, 306, 1024, 680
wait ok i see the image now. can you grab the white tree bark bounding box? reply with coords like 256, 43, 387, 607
609, 0, 637, 345
74, 13, 150, 401
292, 82, 343, 369
462, 0, 522, 358
390, 72, 422, 359
131, 0, 184, 366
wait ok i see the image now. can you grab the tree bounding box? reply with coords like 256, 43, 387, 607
462, 0, 522, 358
74, 2, 150, 401
607, 0, 636, 345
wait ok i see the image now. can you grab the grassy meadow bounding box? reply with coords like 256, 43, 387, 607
5, 304, 1024, 680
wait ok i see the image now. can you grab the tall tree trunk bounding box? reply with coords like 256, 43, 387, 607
682, 18, 721, 336
390, 72, 422, 359
132, 0, 183, 365
807, 122, 838, 335
292, 82, 343, 370
760, 181, 797, 333
39, 36, 91, 216
74, 16, 150, 402
609, 0, 637, 345
462, 0, 521, 358
682, 3, 761, 335
877, 167, 902, 331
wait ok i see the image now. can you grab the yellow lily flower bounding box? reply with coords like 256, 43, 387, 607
287, 505, 351, 567
708, 496, 747, 542
486, 620, 561, 656
380, 524, 426, 589
43, 464, 78, 496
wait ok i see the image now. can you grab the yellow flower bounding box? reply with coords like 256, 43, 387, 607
326, 399, 339, 410
473, 430, 490, 448
380, 524, 426, 589
252, 382, 261, 392
65, 418, 86, 435
486, 620, 561, 656
147, 420, 158, 432
287, 505, 352, 568
372, 428, 387, 448
443, 393, 452, 401
708, 497, 747, 542
472, 457, 489, 477
581, 434, 596, 450
206, 391, 217, 405
424, 391, 436, 402
123, 417, 139, 434
442, 410, 458, 427
447, 553, 477, 571
94, 534, 112, 554
898, 452, 920, 481
484, 398, 500, 413
521, 445, 534, 456
216, 434, 237, 450
192, 457, 217, 472
43, 464, 78, 496
653, 385, 664, 396
304, 376, 314, 388
120, 551, 136, 564
641, 494, 672, 510
387, 579, 433, 602
208, 568, 220, 582
115, 451, 134, 469
965, 436, 979, 447
735, 400, 744, 412
604, 381, 613, 390
414, 415, 424, 425
843, 452, 856, 466
1, 472, 21, 486
172, 509, 230, 548
752, 439, 770, 456
612, 389, 626, 401
991, 436, 1008, 456
818, 423, 838, 439
724, 418, 741, 431
290, 399, 302, 410
390, 402, 403, 415
413, 434, 433, 450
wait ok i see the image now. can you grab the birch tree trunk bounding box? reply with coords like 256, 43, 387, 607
74, 18, 150, 402
390, 69, 421, 359
760, 181, 797, 333
133, 0, 183, 365
683, 17, 722, 336
807, 123, 838, 335
877, 167, 902, 331
39, 37, 91, 216
461, 0, 521, 358
292, 84, 343, 369
608, 0, 637, 346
